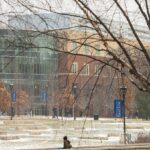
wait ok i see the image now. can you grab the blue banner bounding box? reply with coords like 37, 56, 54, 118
41, 90, 48, 101
114, 99, 123, 118
11, 91, 16, 102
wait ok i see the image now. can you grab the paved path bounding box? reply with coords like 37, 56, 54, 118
22, 143, 150, 150
0, 116, 150, 150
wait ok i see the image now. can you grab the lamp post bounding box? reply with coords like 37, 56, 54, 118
72, 83, 78, 120
119, 85, 127, 144
44, 85, 48, 116
9, 83, 14, 120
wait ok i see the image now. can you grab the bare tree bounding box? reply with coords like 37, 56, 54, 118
0, 0, 149, 116
72, 0, 150, 92
4, 0, 149, 91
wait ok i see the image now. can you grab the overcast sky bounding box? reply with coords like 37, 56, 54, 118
0, 0, 138, 14
0, 0, 148, 26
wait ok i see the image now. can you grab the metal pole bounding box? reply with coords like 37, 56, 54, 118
123, 93, 126, 144
73, 84, 77, 120
72, 83, 78, 120
45, 85, 48, 116
73, 103, 76, 120
73, 103, 74, 119
10, 101, 13, 120
46, 98, 48, 116
10, 84, 14, 120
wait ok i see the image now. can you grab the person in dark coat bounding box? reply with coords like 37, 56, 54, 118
52, 107, 58, 119
63, 136, 72, 149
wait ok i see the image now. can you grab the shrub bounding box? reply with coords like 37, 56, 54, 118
135, 133, 150, 143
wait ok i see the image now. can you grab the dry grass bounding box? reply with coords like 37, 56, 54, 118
135, 132, 150, 143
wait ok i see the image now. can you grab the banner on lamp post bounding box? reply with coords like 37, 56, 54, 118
41, 90, 48, 101
114, 99, 123, 118
11, 91, 16, 102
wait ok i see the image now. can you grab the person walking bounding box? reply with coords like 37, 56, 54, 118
53, 106, 58, 119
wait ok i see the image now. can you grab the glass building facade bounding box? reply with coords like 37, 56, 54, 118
0, 29, 58, 115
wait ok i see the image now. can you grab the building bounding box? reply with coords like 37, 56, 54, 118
57, 29, 120, 117
1, 12, 148, 117
0, 29, 58, 115
57, 27, 149, 117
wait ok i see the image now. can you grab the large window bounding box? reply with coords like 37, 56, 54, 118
71, 62, 78, 73
34, 84, 40, 96
95, 64, 101, 76
72, 42, 78, 54
84, 46, 89, 54
81, 64, 89, 75
19, 64, 28, 73
34, 63, 40, 74
95, 45, 100, 56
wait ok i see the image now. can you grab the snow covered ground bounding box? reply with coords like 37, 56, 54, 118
0, 116, 149, 150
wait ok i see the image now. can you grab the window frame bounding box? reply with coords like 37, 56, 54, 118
71, 62, 78, 73
95, 44, 100, 56
95, 64, 101, 76
80, 63, 89, 75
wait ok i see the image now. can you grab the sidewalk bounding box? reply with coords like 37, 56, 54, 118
0, 117, 150, 150
23, 143, 150, 150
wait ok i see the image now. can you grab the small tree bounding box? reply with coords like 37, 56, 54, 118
136, 90, 150, 119
135, 133, 150, 143
0, 81, 11, 113
16, 90, 29, 116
